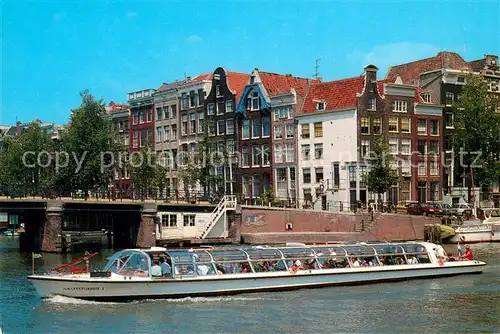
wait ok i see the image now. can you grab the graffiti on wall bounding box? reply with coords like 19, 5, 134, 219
244, 214, 266, 226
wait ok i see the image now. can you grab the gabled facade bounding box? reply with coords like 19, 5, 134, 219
204, 68, 249, 197
128, 89, 156, 152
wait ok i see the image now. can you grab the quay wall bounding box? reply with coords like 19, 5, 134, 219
239, 207, 440, 244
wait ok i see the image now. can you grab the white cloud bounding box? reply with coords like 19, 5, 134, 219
350, 42, 441, 76
186, 35, 202, 44
126, 11, 138, 19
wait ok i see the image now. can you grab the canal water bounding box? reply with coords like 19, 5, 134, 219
0, 237, 499, 334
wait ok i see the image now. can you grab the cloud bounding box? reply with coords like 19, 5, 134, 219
349, 42, 441, 76
126, 11, 138, 19
186, 35, 202, 44
53, 12, 67, 22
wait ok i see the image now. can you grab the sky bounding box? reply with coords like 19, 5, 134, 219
1, 0, 499, 125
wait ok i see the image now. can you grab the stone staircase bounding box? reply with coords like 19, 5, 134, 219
199, 195, 237, 239
354, 212, 381, 232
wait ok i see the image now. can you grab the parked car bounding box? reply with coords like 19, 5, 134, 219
452, 203, 473, 217
406, 202, 441, 216
435, 203, 458, 216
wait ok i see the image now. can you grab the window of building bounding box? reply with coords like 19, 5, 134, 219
171, 125, 177, 140
139, 111, 145, 124
315, 167, 324, 183
301, 124, 310, 139
181, 93, 188, 110
217, 120, 225, 135
368, 98, 376, 110
225, 119, 234, 135
429, 140, 439, 155
417, 181, 427, 203
401, 139, 411, 155
401, 159, 411, 175
418, 119, 427, 135
171, 105, 177, 118
430, 182, 440, 201
392, 100, 407, 112
183, 214, 196, 227
207, 103, 215, 115
226, 100, 234, 113
198, 89, 204, 106
252, 146, 260, 166
430, 120, 439, 136
262, 116, 270, 137
303, 188, 312, 201
147, 110, 152, 123
444, 137, 452, 152
242, 175, 250, 197
401, 118, 410, 133
190, 113, 197, 134
156, 127, 162, 143
316, 102, 325, 111
161, 214, 177, 228
215, 85, 221, 97
285, 144, 294, 162
274, 106, 292, 120
489, 80, 499, 92
421, 93, 432, 103
314, 143, 323, 159
361, 140, 370, 158
314, 122, 323, 138
274, 144, 283, 163
132, 112, 139, 125
389, 138, 398, 154
274, 125, 283, 139
189, 91, 196, 108
140, 129, 146, 147
252, 175, 261, 198
446, 92, 454, 106
276, 168, 287, 193
303, 168, 311, 184
360, 117, 369, 134
285, 124, 294, 139
227, 140, 236, 156
156, 107, 163, 121
216, 102, 224, 115
242, 146, 249, 167
163, 106, 170, 119
348, 166, 356, 189
181, 115, 188, 135
418, 162, 426, 176
249, 92, 260, 111
242, 119, 250, 139
198, 112, 204, 133
252, 118, 261, 138
457, 76, 465, 84
301, 144, 310, 160
372, 117, 382, 134
430, 160, 438, 176
333, 162, 340, 188
388, 117, 398, 132
418, 140, 427, 155
445, 112, 454, 129
133, 131, 138, 148
262, 144, 270, 166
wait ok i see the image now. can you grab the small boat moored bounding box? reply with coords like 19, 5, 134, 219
448, 208, 500, 243
27, 242, 486, 301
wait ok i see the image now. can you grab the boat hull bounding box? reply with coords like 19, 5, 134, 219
28, 262, 485, 301
448, 224, 500, 243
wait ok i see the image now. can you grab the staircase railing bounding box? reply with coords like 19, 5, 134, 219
200, 195, 237, 239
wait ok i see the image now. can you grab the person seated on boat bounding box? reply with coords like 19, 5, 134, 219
197, 264, 210, 276
289, 259, 302, 273
433, 243, 448, 263
159, 257, 171, 277
459, 245, 474, 261
407, 255, 418, 264
396, 257, 406, 265
351, 258, 360, 267
151, 260, 162, 277
360, 258, 369, 267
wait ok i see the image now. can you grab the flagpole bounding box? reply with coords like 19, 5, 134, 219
32, 252, 35, 275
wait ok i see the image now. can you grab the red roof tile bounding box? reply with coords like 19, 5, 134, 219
226, 71, 250, 100
302, 76, 365, 113
258, 72, 314, 96
385, 51, 468, 85
192, 73, 213, 81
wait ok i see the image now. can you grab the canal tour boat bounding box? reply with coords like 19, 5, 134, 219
27, 242, 486, 301
448, 208, 500, 243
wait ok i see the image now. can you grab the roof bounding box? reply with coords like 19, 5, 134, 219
302, 76, 365, 113
225, 71, 250, 100
385, 51, 469, 85
192, 73, 213, 81
258, 72, 314, 96
155, 79, 192, 93
467, 58, 486, 72
105, 101, 129, 113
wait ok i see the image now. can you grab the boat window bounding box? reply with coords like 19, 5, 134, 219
195, 262, 217, 276
210, 250, 248, 262
280, 247, 315, 259
103, 250, 134, 273
246, 248, 284, 261
115, 251, 150, 277
252, 260, 288, 272
214, 261, 254, 274
173, 263, 196, 276
343, 245, 376, 257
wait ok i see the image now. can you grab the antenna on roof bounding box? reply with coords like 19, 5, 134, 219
314, 58, 321, 79
184, 72, 188, 80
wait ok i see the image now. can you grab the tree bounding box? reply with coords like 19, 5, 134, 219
128, 147, 157, 200
366, 137, 398, 209
0, 137, 25, 197
453, 74, 500, 203
153, 162, 169, 201
56, 90, 118, 198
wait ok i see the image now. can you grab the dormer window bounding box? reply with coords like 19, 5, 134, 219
316, 102, 325, 111
248, 91, 260, 111
421, 93, 432, 103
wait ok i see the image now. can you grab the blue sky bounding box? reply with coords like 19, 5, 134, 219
1, 0, 499, 125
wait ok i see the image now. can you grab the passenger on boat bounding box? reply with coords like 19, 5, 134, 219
407, 256, 418, 264
159, 257, 171, 276
459, 245, 474, 261
351, 258, 360, 267
151, 260, 162, 277
433, 243, 448, 263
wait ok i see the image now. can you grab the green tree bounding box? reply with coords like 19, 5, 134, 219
153, 161, 169, 201
0, 137, 25, 197
128, 147, 157, 200
366, 137, 397, 208
453, 74, 500, 202
56, 90, 117, 198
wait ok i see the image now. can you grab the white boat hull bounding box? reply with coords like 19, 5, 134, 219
448, 224, 500, 243
28, 261, 485, 301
